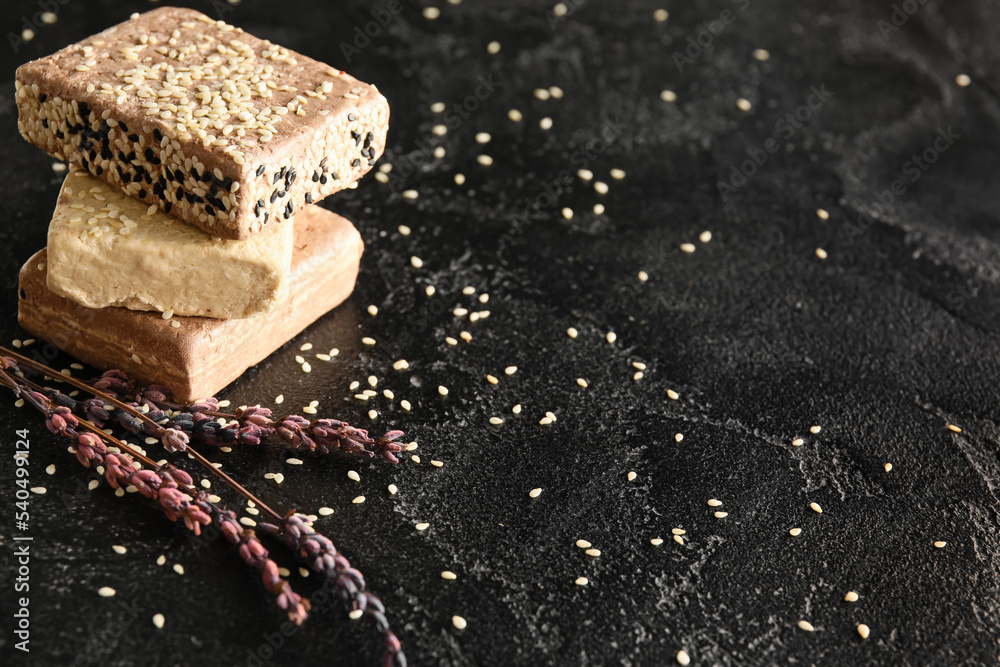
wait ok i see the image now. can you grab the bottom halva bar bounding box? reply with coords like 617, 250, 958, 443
19, 205, 363, 401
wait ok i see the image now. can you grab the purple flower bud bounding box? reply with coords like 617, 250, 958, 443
221, 520, 242, 544
0, 356, 19, 371
163, 466, 193, 488
237, 405, 274, 427
161, 428, 189, 453
185, 397, 219, 413
182, 505, 212, 535
129, 470, 161, 497
141, 385, 171, 403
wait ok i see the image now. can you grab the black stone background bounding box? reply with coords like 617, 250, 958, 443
1, 0, 1000, 665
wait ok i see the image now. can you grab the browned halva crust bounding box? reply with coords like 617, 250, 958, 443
16, 6, 388, 240
18, 205, 364, 400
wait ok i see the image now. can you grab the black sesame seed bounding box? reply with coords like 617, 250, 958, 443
41, 119, 48, 129
128, 134, 139, 142
331, 172, 339, 181
39, 93, 47, 103
347, 113, 357, 121
286, 171, 296, 186
263, 212, 270, 224
205, 205, 215, 216
153, 129, 163, 142
351, 130, 361, 146
304, 193, 313, 204
351, 159, 361, 168
273, 171, 282, 184
312, 171, 320, 182
320, 175, 327, 185
320, 157, 328, 167
119, 121, 128, 132
256, 165, 266, 177
164, 201, 172, 214
55, 130, 64, 140
270, 190, 280, 204
94, 165, 103, 176
138, 189, 147, 199
285, 201, 293, 218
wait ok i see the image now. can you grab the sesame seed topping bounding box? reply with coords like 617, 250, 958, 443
475, 132, 491, 144
46, 464, 56, 475
577, 378, 588, 388
585, 548, 601, 557
798, 620, 814, 632
430, 460, 444, 468
661, 90, 677, 102
349, 609, 364, 620
348, 470, 361, 482
352, 496, 366, 504
576, 539, 592, 548
112, 545, 127, 555
30, 487, 46, 495
452, 615, 467, 630
844, 591, 859, 602
699, 231, 713, 243
490, 417, 504, 425
539, 117, 553, 130
504, 366, 518, 375
638, 270, 649, 282
809, 425, 822, 434
627, 471, 637, 482
714, 511, 728, 519
415, 522, 430, 531
441, 571, 457, 580
423, 7, 441, 19
368, 410, 378, 420
810, 502, 823, 514
512, 404, 522, 414
529, 488, 542, 498
707, 499, 722, 507
753, 48, 771, 60
792, 438, 804, 446
533, 88, 550, 100
173, 564, 185, 575
362, 337, 376, 346
857, 624, 870, 639
401, 400, 412, 411
593, 181, 609, 194
388, 484, 398, 495
153, 613, 165, 629
561, 207, 573, 220
393, 359, 410, 370
575, 577, 589, 586
934, 540, 947, 548
676, 649, 691, 665
98, 587, 116, 598
606, 332, 617, 344
402, 189, 419, 199
674, 535, 685, 545
477, 154, 493, 166
318, 507, 335, 516
789, 527, 802, 536
454, 173, 466, 185
567, 327, 579, 338
884, 463, 893, 472
539, 417, 553, 425
438, 385, 449, 396
650, 538, 664, 546
675, 433, 683, 442
654, 8, 669, 21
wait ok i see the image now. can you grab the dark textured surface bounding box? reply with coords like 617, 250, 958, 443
2, 1, 1000, 665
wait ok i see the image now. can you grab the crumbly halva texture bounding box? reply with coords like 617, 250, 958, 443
47, 168, 293, 318
18, 205, 363, 401
16, 6, 388, 239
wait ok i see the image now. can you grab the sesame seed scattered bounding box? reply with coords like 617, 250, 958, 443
362, 337, 376, 346
561, 207, 574, 220
792, 438, 804, 447
394, 359, 410, 370
676, 649, 691, 665
349, 609, 364, 620
111, 545, 127, 555
240, 517, 256, 527
736, 98, 752, 111
810, 502, 823, 514
680, 243, 696, 253
367, 305, 379, 316
402, 189, 419, 200
585, 548, 601, 557
437, 385, 449, 396
303, 406, 317, 414
430, 460, 444, 468
539, 417, 553, 425
661, 90, 677, 102
368, 410, 378, 420
567, 327, 579, 338
594, 203, 606, 214
460, 331, 473, 342
714, 511, 728, 519
477, 155, 494, 166
650, 538, 664, 546
673, 535, 684, 545
410, 255, 424, 268
423, 6, 441, 19
508, 108, 522, 122
816, 208, 830, 220
453, 307, 469, 317
753, 48, 771, 60
430, 102, 446, 113
947, 424, 962, 433
627, 471, 637, 482
490, 417, 504, 425
388, 484, 398, 495
654, 8, 669, 21
539, 117, 553, 130
153, 613, 165, 629
30, 487, 47, 495
815, 248, 828, 260
934, 540, 947, 548
156, 555, 166, 566
452, 615, 467, 630
577, 169, 594, 181
352, 496, 366, 504
575, 577, 589, 586
98, 587, 116, 598
956, 73, 972, 87
809, 425, 822, 434
675, 433, 683, 442
301, 362, 312, 373
844, 591, 859, 602
529, 488, 542, 498
347, 470, 361, 482
411, 455, 421, 464
533, 88, 550, 100
415, 522, 430, 531
699, 230, 713, 243
593, 181, 609, 194
475, 132, 491, 144
441, 571, 457, 580
798, 620, 814, 632
576, 540, 592, 548
606, 332, 617, 344
454, 173, 466, 185
487, 41, 501, 54
504, 366, 518, 376
857, 624, 870, 639
398, 225, 412, 236
633, 371, 644, 381
789, 528, 802, 536
512, 404, 522, 414
577, 378, 588, 388
173, 564, 185, 575
638, 270, 649, 282
318, 507, 335, 516
401, 400, 412, 411
45, 464, 56, 475
884, 462, 893, 472
707, 499, 722, 507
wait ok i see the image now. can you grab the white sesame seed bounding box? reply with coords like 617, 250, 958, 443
438, 385, 449, 396
699, 230, 713, 243
156, 555, 166, 566
627, 471, 637, 482
845, 591, 859, 602
504, 366, 518, 376
349, 609, 364, 620
401, 400, 412, 411
394, 359, 410, 370
512, 404, 522, 414
650, 538, 664, 546
810, 425, 822, 434
816, 208, 830, 220
714, 511, 728, 519
585, 548, 601, 558
634, 371, 644, 381
442, 570, 458, 580
561, 207, 574, 220
948, 424, 962, 433
576, 539, 592, 548
539, 417, 553, 426
410, 256, 424, 268
153, 613, 165, 629
368, 410, 378, 420
798, 620, 814, 632
577, 378, 588, 388
707, 499, 722, 507
857, 624, 870, 639
661, 90, 677, 102
789, 528, 802, 536
460, 331, 473, 342
411, 454, 421, 464
347, 470, 361, 482
402, 189, 419, 200
423, 7, 441, 19
398, 225, 412, 236
675, 433, 683, 442
606, 332, 617, 344
477, 154, 493, 166
956, 73, 971, 87
98, 587, 116, 598
508, 108, 522, 122
792, 438, 804, 447
539, 117, 553, 130
934, 540, 947, 548
753, 48, 770, 60
884, 462, 893, 472
301, 362, 312, 373
487, 41, 501, 54
534, 88, 550, 100
415, 522, 430, 531
490, 417, 504, 425
680, 243, 696, 253
674, 535, 685, 545
575, 577, 589, 586
388, 484, 398, 495
567, 327, 579, 338
353, 496, 366, 504
318, 507, 335, 516
240, 517, 256, 527
173, 564, 185, 575
362, 337, 376, 346
452, 615, 467, 630
454, 173, 466, 185
430, 460, 444, 468
654, 8, 669, 21
815, 248, 828, 260
30, 487, 46, 495
45, 464, 56, 475
638, 270, 649, 282
475, 132, 491, 144
593, 181, 609, 194
810, 502, 823, 514
577, 169, 593, 181
736, 98, 752, 111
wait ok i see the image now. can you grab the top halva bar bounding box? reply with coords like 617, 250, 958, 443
15, 7, 388, 240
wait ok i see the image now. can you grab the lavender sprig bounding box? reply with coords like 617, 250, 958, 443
0, 368, 311, 626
